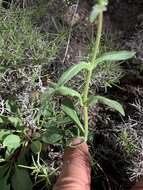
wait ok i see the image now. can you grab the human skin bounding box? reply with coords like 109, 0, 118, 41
53, 138, 91, 190
131, 181, 143, 190
53, 139, 143, 190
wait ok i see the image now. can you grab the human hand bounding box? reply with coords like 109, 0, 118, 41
53, 138, 91, 190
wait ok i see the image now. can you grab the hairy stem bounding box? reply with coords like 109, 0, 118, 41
91, 12, 103, 64
83, 69, 92, 141
83, 12, 103, 142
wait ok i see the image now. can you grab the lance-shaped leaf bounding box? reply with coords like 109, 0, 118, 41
61, 98, 84, 134
42, 85, 83, 105
56, 86, 83, 105
58, 62, 89, 85
93, 51, 135, 68
90, 4, 106, 23
89, 95, 125, 116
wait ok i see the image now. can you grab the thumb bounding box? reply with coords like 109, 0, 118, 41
53, 138, 91, 190
131, 181, 143, 190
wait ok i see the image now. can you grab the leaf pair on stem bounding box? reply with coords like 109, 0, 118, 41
44, 0, 135, 142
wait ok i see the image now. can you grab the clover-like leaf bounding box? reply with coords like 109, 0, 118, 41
8, 116, 23, 128
31, 140, 42, 154
3, 134, 21, 150
42, 126, 63, 144
0, 129, 11, 142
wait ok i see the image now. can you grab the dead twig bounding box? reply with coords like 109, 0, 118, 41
62, 0, 79, 63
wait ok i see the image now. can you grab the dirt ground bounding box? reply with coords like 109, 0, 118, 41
36, 0, 143, 189
51, 0, 143, 189
1, 0, 143, 189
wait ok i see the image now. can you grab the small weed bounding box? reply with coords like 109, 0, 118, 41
0, 8, 63, 66
119, 131, 136, 154
0, 5, 67, 189
19, 155, 56, 189
43, 0, 135, 142
0, 0, 136, 189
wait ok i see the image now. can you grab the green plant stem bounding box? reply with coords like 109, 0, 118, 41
83, 12, 103, 142
83, 70, 92, 141
91, 12, 103, 64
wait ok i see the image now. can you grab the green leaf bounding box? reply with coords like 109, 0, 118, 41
95, 51, 135, 66
0, 117, 4, 123
0, 164, 10, 178
89, 95, 125, 116
56, 86, 83, 105
3, 134, 21, 150
98, 0, 108, 6
42, 104, 53, 117
16, 152, 27, 166
88, 96, 98, 107
5, 100, 12, 112
5, 99, 18, 113
42, 85, 83, 105
90, 4, 106, 23
58, 62, 89, 85
8, 116, 23, 128
44, 87, 57, 97
61, 98, 84, 133
31, 140, 42, 154
12, 166, 32, 190
42, 126, 63, 144
0, 129, 11, 141
0, 175, 10, 190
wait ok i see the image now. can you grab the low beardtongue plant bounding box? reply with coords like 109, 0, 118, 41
45, 0, 135, 143
0, 1, 136, 190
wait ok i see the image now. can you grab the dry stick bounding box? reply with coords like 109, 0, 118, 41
83, 12, 103, 142
62, 0, 79, 63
